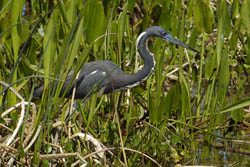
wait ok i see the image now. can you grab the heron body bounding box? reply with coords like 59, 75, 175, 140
34, 26, 198, 99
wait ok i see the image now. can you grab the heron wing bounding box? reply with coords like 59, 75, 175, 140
74, 69, 110, 98
60, 61, 122, 98
60, 63, 101, 97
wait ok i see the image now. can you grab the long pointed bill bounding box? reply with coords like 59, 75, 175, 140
164, 34, 199, 53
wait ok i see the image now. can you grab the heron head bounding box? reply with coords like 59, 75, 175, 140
146, 26, 199, 53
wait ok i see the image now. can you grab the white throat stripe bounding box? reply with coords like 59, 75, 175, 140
136, 32, 146, 50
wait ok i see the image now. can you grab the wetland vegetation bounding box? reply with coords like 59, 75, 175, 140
0, 0, 250, 166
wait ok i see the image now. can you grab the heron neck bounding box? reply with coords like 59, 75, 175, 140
125, 33, 155, 87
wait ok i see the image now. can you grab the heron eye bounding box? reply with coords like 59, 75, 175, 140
161, 31, 168, 36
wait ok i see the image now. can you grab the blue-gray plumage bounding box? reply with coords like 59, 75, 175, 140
34, 26, 198, 99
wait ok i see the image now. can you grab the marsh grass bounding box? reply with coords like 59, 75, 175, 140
0, 0, 250, 166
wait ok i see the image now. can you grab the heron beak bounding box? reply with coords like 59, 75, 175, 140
164, 34, 199, 53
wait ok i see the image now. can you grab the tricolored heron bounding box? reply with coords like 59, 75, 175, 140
34, 26, 198, 99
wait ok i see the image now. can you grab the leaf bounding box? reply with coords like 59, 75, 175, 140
205, 53, 216, 80
0, 11, 12, 40
180, 74, 191, 120
159, 85, 177, 120
217, 0, 231, 37
240, 0, 250, 30
65, 0, 76, 25
189, 28, 198, 49
20, 20, 30, 44
82, 0, 106, 46
10, 0, 24, 105
231, 0, 240, 19
232, 109, 244, 122
0, 0, 11, 20
217, 46, 229, 105
202, 0, 214, 33
220, 97, 250, 113
194, 0, 214, 34
186, 0, 195, 18
229, 18, 242, 51
216, 16, 224, 68
149, 92, 157, 123
43, 11, 57, 87
158, 95, 168, 121
118, 1, 128, 55
87, 90, 98, 129
193, 2, 203, 33
127, 0, 135, 13
23, 57, 45, 74
159, 0, 171, 30
65, 17, 84, 76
